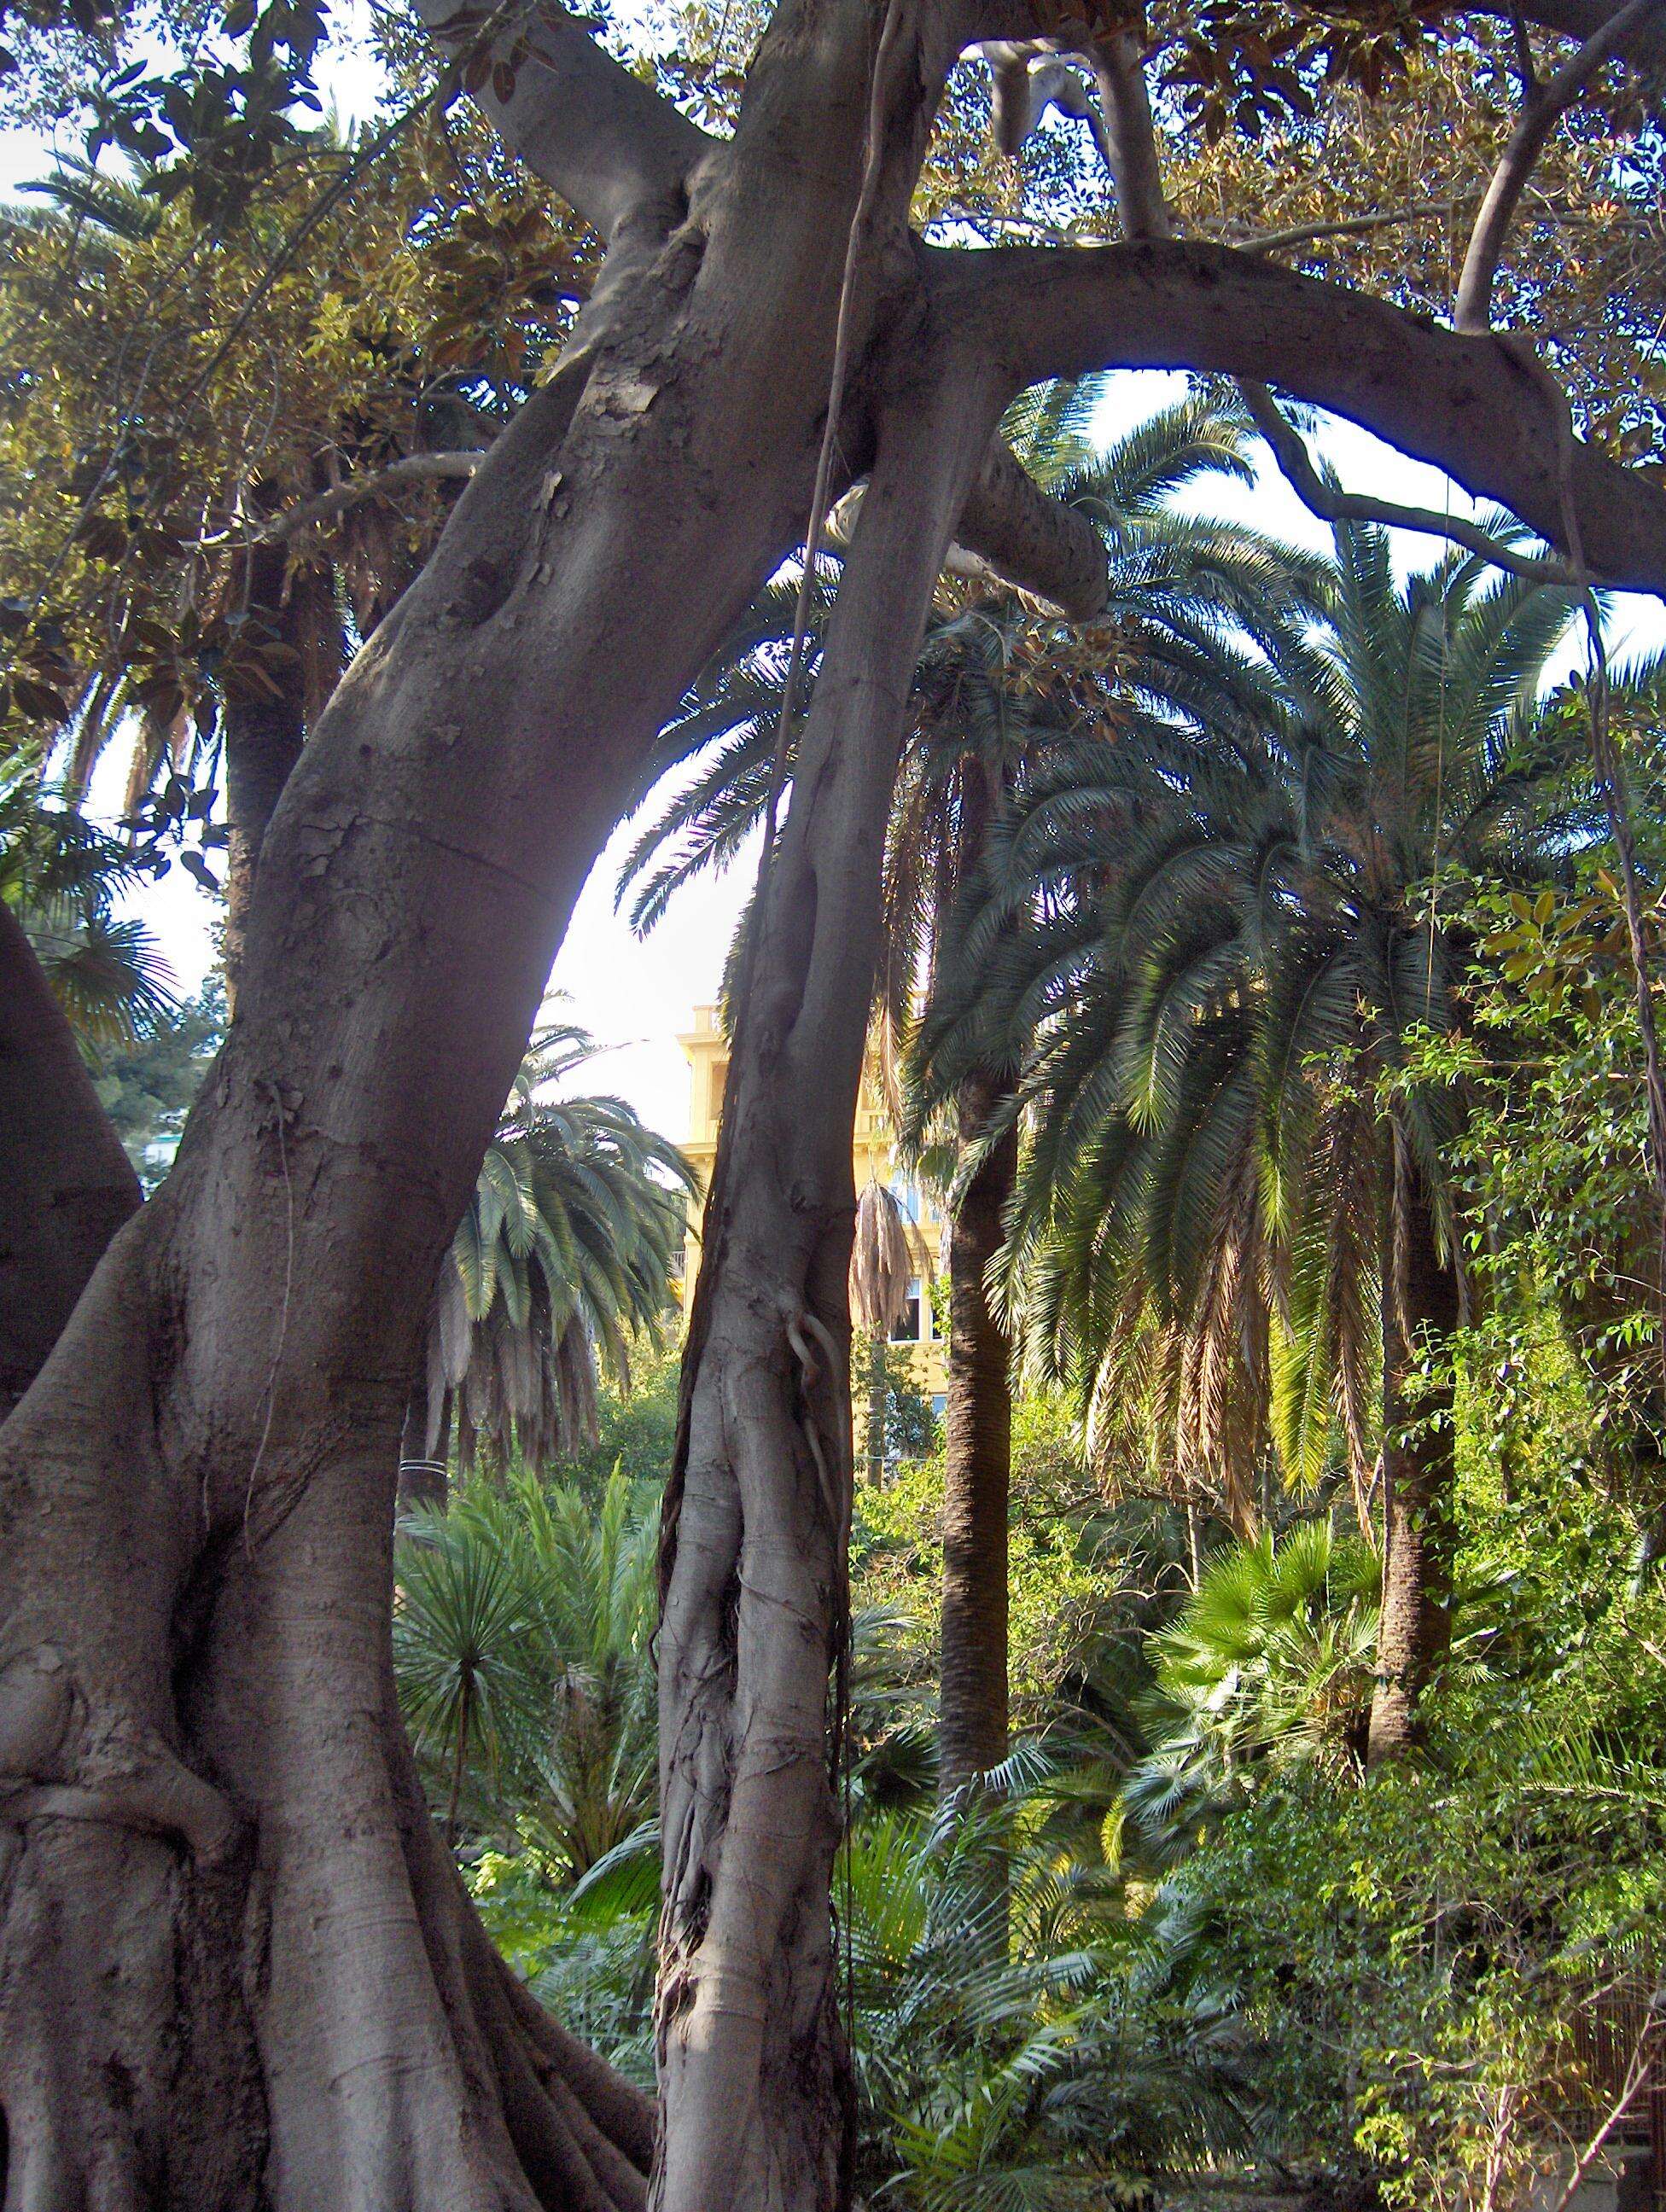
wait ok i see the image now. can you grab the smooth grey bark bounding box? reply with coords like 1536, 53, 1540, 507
656, 360, 999, 2212
0, 6, 965, 2199
0, 96, 840, 2203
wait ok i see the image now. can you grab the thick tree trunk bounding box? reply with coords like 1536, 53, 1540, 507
655, 368, 999, 2212
0, 1, 988, 2189
0, 901, 141, 1419
0, 92, 872, 2205
937, 1065, 1016, 1798
1367, 1173, 1461, 1767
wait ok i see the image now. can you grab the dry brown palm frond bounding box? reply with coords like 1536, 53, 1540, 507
849, 1177, 912, 1336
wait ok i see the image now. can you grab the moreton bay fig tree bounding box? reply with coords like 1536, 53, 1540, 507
3, 0, 1666, 2206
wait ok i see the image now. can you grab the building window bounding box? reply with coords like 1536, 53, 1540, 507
889, 1176, 922, 1225
890, 1278, 924, 1343
708, 1059, 728, 1123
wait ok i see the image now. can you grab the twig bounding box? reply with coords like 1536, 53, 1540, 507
213, 451, 486, 546
1233, 197, 1474, 255
1546, 2015, 1656, 2212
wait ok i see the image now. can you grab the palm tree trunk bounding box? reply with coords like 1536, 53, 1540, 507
1368, 1170, 1460, 1766
866, 1341, 888, 1486
223, 539, 312, 1007
939, 1066, 1017, 1797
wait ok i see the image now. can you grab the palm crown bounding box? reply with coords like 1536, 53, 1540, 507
426, 1022, 697, 1476
919, 517, 1591, 1520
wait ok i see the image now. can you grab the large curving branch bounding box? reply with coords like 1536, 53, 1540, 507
1454, 0, 1664, 330
415, 0, 710, 240
934, 239, 1666, 594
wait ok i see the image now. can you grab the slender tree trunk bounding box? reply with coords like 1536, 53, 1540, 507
0, 901, 141, 1419
938, 1065, 1016, 1797
1368, 1171, 1461, 1766
656, 364, 999, 2212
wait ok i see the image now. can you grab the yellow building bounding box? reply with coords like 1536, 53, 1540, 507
675, 1004, 948, 1412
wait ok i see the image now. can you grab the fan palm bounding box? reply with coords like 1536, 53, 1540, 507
620, 385, 1321, 1797
1115, 1518, 1381, 1870
923, 515, 1588, 1760
404, 1022, 697, 1505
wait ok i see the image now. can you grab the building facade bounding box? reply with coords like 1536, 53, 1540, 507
675, 1003, 948, 1413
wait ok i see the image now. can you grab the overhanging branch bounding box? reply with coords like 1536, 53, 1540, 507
416, 0, 708, 240
1239, 381, 1576, 580
934, 238, 1666, 594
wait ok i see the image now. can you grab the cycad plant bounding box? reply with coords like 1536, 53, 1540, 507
406, 1022, 696, 1505
393, 1466, 659, 1873
620, 384, 1319, 1796
922, 516, 1588, 1761
841, 1784, 1248, 2209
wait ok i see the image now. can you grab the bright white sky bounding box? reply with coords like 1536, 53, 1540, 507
14, 39, 1666, 1146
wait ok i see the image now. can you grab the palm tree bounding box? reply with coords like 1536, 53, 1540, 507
849, 1177, 917, 1484
402, 1022, 697, 1508
923, 516, 1587, 1761
620, 385, 1319, 1796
